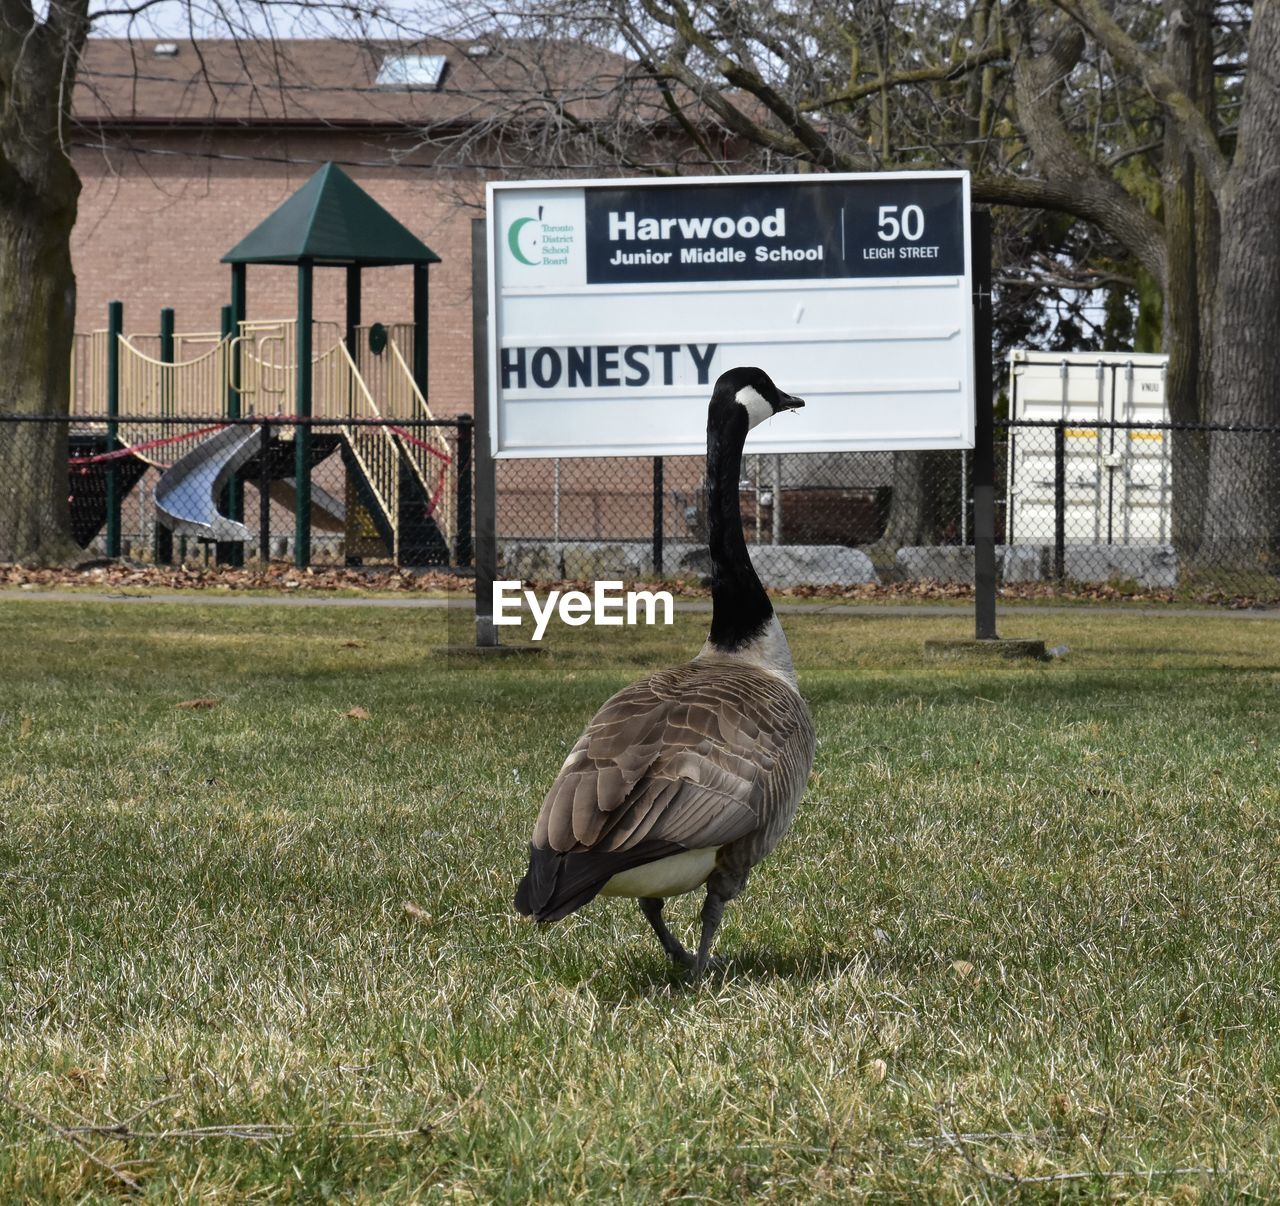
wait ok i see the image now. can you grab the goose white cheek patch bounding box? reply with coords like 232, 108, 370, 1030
736, 385, 774, 429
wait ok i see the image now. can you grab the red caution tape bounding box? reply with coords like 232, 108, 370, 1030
69, 423, 227, 466
388, 424, 453, 464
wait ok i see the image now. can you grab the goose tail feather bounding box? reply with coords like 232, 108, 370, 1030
514, 841, 685, 922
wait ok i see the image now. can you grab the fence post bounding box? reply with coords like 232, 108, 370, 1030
653, 456, 664, 576
254, 419, 269, 565
154, 307, 175, 565
970, 211, 997, 641
471, 218, 499, 646
217, 303, 245, 567
105, 300, 123, 559
455, 415, 473, 566
1054, 420, 1066, 580
771, 453, 783, 545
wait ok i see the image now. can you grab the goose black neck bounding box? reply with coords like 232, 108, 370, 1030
706, 410, 773, 651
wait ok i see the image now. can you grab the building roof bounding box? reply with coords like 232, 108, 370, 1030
74, 36, 663, 130
222, 162, 441, 265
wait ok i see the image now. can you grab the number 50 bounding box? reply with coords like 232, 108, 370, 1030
877, 204, 925, 242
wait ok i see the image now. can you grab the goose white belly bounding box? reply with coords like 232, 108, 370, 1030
599, 847, 719, 899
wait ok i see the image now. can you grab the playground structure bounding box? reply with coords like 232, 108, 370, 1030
64, 163, 466, 569
68, 316, 461, 566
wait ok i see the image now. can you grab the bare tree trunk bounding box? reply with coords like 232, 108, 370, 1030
0, 182, 79, 563
0, 0, 89, 565
1201, 4, 1280, 569
1163, 0, 1216, 558
876, 451, 929, 568
1201, 205, 1280, 567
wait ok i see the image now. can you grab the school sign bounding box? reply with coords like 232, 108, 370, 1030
487, 171, 974, 458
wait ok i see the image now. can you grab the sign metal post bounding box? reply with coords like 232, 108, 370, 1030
472, 218, 499, 647
971, 209, 997, 641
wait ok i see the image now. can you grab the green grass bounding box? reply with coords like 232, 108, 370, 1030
1, 598, 1278, 1201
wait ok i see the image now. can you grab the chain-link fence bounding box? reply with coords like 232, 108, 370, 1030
0, 415, 470, 570
493, 420, 1280, 603
4, 414, 1280, 603
996, 420, 1280, 601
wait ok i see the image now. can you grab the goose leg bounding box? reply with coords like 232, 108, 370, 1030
638, 897, 696, 969
692, 890, 727, 981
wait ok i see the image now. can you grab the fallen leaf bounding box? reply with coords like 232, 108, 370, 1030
19, 717, 32, 739
403, 901, 432, 923
867, 1058, 887, 1083
952, 959, 974, 979
347, 706, 371, 720
62, 1066, 102, 1083
176, 697, 218, 710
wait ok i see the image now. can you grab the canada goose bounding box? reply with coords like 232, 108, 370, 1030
514, 366, 816, 979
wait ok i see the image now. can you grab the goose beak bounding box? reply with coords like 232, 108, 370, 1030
775, 391, 805, 412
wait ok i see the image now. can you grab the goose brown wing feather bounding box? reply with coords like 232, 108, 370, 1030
531, 661, 811, 858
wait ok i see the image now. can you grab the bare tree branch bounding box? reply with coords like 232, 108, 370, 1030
1051, 0, 1230, 193
1008, 6, 1167, 285
802, 43, 1010, 113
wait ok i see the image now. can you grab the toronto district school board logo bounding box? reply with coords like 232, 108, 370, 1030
507, 208, 575, 267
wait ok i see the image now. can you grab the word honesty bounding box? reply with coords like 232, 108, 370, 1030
493, 580, 675, 641
501, 343, 716, 391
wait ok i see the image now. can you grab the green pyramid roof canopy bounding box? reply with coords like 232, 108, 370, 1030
222, 163, 441, 267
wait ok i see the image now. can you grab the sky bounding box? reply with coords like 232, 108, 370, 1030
87, 0, 450, 42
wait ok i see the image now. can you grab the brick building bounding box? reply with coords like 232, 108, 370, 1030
70, 35, 672, 417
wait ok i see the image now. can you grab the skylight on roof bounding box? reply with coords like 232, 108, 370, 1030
375, 54, 447, 90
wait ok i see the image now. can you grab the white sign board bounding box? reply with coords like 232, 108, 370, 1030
487, 171, 974, 458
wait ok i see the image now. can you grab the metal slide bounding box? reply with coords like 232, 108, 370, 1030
155, 425, 265, 542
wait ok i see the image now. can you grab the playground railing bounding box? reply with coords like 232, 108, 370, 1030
315, 343, 403, 560
230, 319, 339, 419
70, 331, 109, 418
386, 339, 455, 549
114, 335, 237, 468
237, 322, 296, 417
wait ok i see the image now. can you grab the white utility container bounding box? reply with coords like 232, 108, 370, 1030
1006, 350, 1170, 545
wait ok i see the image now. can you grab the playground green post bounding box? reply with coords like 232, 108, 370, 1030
412, 264, 429, 399
105, 301, 123, 558
294, 264, 313, 567
155, 307, 175, 565
217, 303, 244, 566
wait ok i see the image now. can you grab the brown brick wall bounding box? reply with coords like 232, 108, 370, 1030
71, 130, 484, 417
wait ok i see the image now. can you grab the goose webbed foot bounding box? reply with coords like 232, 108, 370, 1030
638, 897, 697, 969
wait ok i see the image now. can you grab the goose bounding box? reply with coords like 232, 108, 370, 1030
514, 366, 816, 979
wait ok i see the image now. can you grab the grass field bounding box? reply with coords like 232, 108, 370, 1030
1, 597, 1278, 1201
